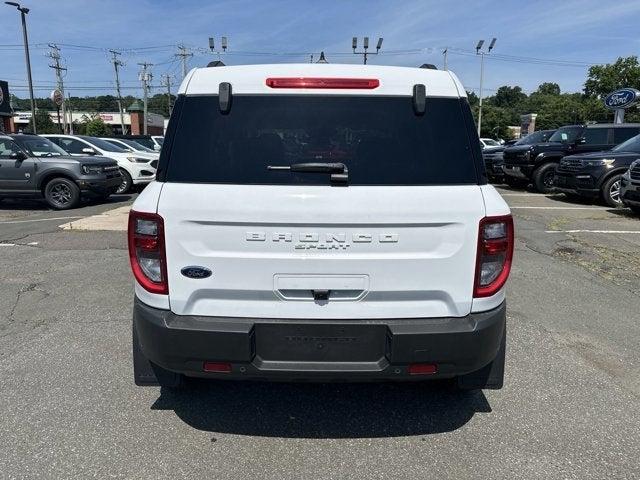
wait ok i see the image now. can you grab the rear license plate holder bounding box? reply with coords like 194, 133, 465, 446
254, 323, 387, 363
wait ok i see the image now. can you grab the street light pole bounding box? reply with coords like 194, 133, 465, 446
478, 50, 485, 136
476, 37, 497, 136
6, 2, 37, 133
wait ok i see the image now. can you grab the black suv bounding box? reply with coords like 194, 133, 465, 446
485, 129, 556, 183
554, 134, 640, 207
0, 134, 121, 209
503, 123, 640, 193
621, 159, 640, 214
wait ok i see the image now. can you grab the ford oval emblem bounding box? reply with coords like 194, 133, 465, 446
181, 266, 212, 279
604, 88, 640, 110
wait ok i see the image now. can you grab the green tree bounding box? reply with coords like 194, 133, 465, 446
584, 56, 640, 98
147, 93, 176, 118
26, 109, 59, 134
536, 82, 561, 95
478, 105, 518, 138
490, 85, 527, 110
84, 116, 112, 136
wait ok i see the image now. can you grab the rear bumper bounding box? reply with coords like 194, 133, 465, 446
133, 297, 506, 381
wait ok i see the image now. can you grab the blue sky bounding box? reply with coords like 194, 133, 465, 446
2, 0, 640, 101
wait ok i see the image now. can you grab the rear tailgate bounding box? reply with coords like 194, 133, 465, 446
158, 183, 485, 319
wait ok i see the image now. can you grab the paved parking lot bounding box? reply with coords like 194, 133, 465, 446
0, 187, 639, 479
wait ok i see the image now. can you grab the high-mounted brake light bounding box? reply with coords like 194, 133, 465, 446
474, 215, 514, 298
128, 211, 168, 295
265, 77, 380, 89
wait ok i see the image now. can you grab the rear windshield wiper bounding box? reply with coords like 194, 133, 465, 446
267, 162, 349, 185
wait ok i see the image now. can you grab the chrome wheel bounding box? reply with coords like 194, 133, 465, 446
116, 169, 132, 194
609, 179, 621, 204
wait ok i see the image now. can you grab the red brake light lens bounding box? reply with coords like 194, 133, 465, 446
474, 215, 514, 298
128, 211, 168, 295
265, 77, 380, 89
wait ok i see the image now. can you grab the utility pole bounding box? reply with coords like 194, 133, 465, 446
47, 44, 68, 133
5, 2, 37, 133
66, 91, 73, 134
476, 38, 497, 136
161, 74, 173, 116
442, 48, 448, 70
109, 50, 126, 135
352, 36, 383, 64
138, 62, 153, 135
176, 45, 193, 79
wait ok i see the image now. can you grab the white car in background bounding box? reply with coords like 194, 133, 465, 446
100, 137, 160, 159
151, 136, 164, 150
43, 134, 157, 194
480, 138, 502, 149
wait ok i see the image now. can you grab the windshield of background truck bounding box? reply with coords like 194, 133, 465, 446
612, 134, 640, 153
549, 126, 583, 143
515, 130, 550, 145
165, 95, 479, 185
133, 138, 156, 149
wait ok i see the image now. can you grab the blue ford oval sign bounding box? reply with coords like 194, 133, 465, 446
181, 266, 212, 279
604, 88, 640, 110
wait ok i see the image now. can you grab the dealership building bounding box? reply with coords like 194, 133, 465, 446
12, 106, 165, 135
0, 79, 165, 135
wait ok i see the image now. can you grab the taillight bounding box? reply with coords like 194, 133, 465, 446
474, 215, 514, 298
265, 77, 380, 89
128, 211, 168, 295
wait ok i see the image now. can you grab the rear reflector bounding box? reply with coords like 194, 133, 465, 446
408, 363, 438, 375
266, 77, 380, 89
203, 362, 232, 373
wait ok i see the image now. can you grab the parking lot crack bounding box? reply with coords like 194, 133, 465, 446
6, 283, 50, 323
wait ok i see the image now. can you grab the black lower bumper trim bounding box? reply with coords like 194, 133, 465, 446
133, 298, 506, 381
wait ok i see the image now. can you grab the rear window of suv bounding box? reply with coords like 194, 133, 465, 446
163, 95, 481, 185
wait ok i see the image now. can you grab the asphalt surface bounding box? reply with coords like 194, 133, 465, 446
0, 186, 639, 479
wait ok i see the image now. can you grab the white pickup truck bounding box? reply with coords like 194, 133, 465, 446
128, 63, 513, 390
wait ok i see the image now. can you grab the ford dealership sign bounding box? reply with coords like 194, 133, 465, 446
604, 88, 640, 110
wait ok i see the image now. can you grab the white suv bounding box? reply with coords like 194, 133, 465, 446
129, 64, 514, 390
43, 134, 157, 193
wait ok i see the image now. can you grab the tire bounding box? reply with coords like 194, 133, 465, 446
43, 177, 81, 210
532, 163, 557, 193
456, 326, 506, 391
115, 169, 133, 194
132, 325, 183, 388
504, 176, 528, 188
601, 174, 623, 208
